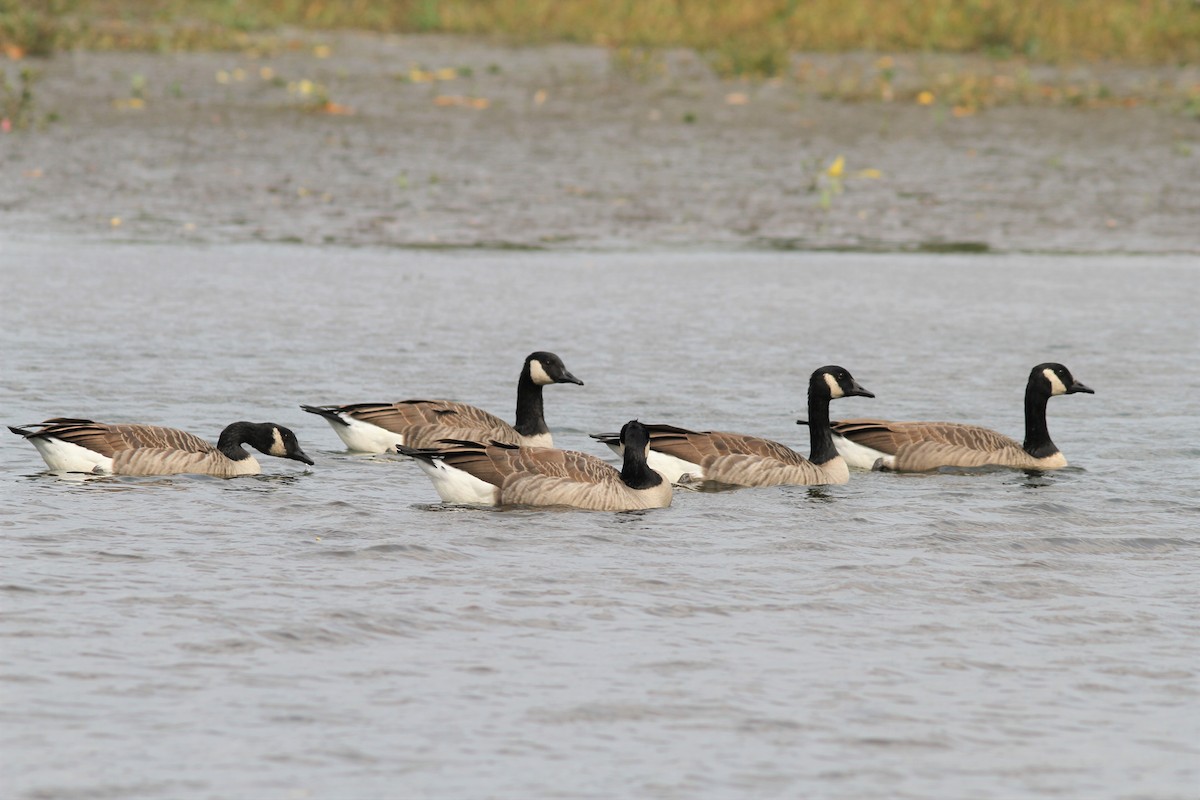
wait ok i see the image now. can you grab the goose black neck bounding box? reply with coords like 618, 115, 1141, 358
806, 382, 838, 465
621, 446, 663, 490
217, 421, 260, 462
513, 370, 549, 437
1022, 382, 1057, 458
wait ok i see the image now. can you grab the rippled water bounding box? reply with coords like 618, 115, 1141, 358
2, 241, 1197, 799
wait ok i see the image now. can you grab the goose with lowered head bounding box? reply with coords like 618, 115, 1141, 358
9, 418, 313, 477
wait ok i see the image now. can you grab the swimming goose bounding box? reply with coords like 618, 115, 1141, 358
812, 362, 1094, 471
397, 420, 671, 511
302, 351, 583, 453
590, 366, 874, 488
9, 418, 314, 476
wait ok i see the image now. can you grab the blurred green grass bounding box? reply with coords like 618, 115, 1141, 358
4, 0, 1200, 73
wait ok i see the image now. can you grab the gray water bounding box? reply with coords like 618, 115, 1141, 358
1, 241, 1197, 800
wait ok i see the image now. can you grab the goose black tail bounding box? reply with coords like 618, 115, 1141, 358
300, 404, 345, 424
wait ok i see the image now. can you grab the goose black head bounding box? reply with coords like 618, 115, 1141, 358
617, 419, 662, 489
1030, 363, 1094, 397
811, 365, 875, 400
264, 423, 315, 465
619, 419, 651, 453
525, 351, 584, 387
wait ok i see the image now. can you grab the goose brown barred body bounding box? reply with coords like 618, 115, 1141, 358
302, 351, 583, 453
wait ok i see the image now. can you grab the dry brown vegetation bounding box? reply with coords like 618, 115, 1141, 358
3, 0, 1200, 70
2, 1, 1198, 121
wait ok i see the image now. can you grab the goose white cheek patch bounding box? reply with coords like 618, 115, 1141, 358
823, 372, 844, 398
1044, 368, 1068, 396
270, 428, 287, 456
529, 359, 554, 386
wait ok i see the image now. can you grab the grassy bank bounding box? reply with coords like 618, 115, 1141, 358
3, 0, 1200, 73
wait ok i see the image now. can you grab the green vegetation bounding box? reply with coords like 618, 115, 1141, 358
3, 1, 1200, 73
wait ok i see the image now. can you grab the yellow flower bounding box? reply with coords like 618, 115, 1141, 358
827, 155, 845, 178
917, 91, 935, 105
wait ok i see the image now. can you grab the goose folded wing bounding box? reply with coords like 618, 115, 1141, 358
650, 427, 807, 465
420, 441, 553, 486
400, 399, 510, 427
499, 446, 604, 480
345, 400, 510, 433
30, 419, 125, 456
450, 445, 614, 483
406, 421, 524, 449
107, 423, 217, 453
832, 419, 1019, 454
325, 401, 436, 430
34, 420, 212, 456
827, 419, 912, 454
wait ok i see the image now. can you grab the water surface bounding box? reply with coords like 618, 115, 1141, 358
1, 242, 1197, 799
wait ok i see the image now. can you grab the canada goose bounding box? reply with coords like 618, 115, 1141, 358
396, 420, 671, 511
590, 366, 874, 488
8, 418, 314, 477
810, 362, 1094, 472
302, 351, 583, 453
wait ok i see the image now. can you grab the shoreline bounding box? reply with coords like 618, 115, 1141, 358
3, 32, 1198, 254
